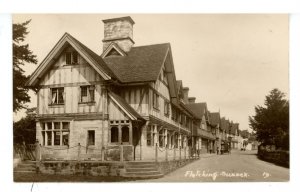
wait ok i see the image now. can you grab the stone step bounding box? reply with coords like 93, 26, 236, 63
15, 167, 36, 171
123, 173, 163, 179
126, 167, 158, 172
18, 164, 36, 168
124, 170, 161, 176
126, 164, 157, 168
13, 170, 36, 173
126, 161, 156, 164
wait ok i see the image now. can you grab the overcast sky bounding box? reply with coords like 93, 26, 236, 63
12, 14, 289, 131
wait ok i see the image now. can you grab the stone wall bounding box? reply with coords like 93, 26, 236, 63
157, 158, 197, 175
37, 161, 125, 176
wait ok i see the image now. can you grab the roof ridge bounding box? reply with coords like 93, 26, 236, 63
131, 42, 170, 49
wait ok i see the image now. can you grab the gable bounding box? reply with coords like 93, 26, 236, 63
26, 33, 115, 87
39, 46, 105, 86
101, 42, 126, 58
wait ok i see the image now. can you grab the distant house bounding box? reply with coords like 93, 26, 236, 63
185, 102, 216, 154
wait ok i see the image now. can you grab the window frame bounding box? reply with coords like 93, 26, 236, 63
50, 87, 65, 105
87, 130, 95, 146
79, 85, 95, 104
65, 51, 79, 65
164, 100, 170, 117
41, 121, 70, 146
152, 91, 160, 110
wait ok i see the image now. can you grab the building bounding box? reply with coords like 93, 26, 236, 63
186, 102, 216, 154
26, 16, 197, 161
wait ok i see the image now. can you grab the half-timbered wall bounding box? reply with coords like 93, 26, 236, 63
37, 46, 105, 115
120, 86, 149, 116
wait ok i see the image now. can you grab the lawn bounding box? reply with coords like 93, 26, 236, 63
14, 172, 139, 182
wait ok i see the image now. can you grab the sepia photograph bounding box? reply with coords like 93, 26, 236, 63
12, 14, 289, 183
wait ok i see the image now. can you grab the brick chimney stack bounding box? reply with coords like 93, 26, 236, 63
102, 16, 135, 52
182, 87, 189, 104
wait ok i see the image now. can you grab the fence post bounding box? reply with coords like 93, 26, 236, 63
155, 143, 158, 162
35, 140, 39, 162
165, 144, 168, 162
77, 143, 81, 161
101, 146, 105, 161
179, 146, 181, 161
120, 143, 124, 162
39, 144, 42, 161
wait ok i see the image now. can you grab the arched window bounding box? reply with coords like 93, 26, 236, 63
122, 126, 129, 143
111, 127, 118, 143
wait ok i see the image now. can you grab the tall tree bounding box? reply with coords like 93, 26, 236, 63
13, 20, 37, 112
249, 89, 289, 150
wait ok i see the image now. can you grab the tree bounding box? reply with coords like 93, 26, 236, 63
249, 89, 289, 150
13, 20, 37, 112
13, 110, 36, 144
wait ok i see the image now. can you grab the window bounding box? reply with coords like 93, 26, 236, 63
65, 51, 78, 65
111, 127, 118, 143
159, 129, 164, 147
174, 133, 178, 148
41, 122, 70, 146
87, 130, 95, 146
153, 92, 159, 110
164, 100, 170, 116
51, 88, 64, 105
80, 85, 95, 103
122, 126, 129, 143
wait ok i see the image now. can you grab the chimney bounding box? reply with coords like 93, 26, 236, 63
182, 87, 189, 104
188, 97, 196, 103
102, 16, 135, 53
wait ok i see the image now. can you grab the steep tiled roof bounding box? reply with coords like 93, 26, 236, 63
67, 33, 118, 79
104, 43, 170, 83
108, 91, 145, 121
210, 112, 220, 126
185, 103, 207, 120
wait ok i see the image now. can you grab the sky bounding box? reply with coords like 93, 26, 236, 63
12, 14, 289, 131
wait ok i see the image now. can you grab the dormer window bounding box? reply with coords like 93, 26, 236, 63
65, 51, 78, 65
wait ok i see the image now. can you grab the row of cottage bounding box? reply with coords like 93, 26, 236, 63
26, 16, 243, 161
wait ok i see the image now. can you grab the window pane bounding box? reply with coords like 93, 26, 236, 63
54, 131, 61, 145
81, 86, 88, 102
58, 88, 64, 104
51, 89, 57, 104
72, 51, 78, 64
54, 122, 60, 130
41, 123, 45, 130
47, 131, 52, 145
88, 130, 95, 145
122, 126, 129, 143
111, 127, 118, 143
62, 122, 69, 130
47, 122, 52, 130
66, 52, 72, 65
62, 131, 69, 146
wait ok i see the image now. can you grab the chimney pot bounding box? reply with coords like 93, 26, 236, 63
182, 87, 189, 104
188, 97, 196, 103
